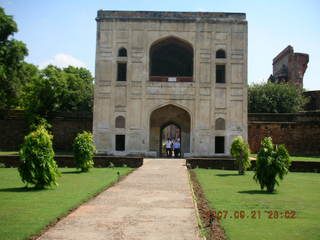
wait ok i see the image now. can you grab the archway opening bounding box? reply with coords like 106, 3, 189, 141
149, 104, 191, 157
149, 37, 193, 82
160, 123, 181, 157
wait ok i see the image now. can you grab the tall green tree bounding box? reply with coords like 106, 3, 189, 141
248, 82, 308, 113
21, 65, 94, 120
0, 7, 28, 110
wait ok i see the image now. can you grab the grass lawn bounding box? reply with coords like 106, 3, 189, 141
250, 154, 320, 162
0, 167, 133, 240
194, 169, 320, 240
0, 151, 19, 155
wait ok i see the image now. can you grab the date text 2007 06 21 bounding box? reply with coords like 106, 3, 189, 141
206, 210, 296, 220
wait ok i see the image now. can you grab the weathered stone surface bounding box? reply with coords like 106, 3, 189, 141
94, 10, 248, 156
37, 159, 199, 240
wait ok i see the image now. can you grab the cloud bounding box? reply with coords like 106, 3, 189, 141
40, 54, 87, 69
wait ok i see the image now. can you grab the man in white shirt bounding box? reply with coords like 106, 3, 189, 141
165, 138, 172, 157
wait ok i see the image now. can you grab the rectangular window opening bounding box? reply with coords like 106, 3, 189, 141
216, 65, 225, 83
115, 135, 125, 151
215, 136, 225, 154
117, 63, 127, 81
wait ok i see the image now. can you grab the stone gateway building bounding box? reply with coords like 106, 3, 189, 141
93, 10, 248, 157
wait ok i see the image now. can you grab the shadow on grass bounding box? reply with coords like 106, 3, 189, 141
61, 170, 82, 174
215, 173, 242, 177
0, 187, 49, 192
238, 190, 276, 195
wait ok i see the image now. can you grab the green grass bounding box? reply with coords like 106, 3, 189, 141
250, 153, 320, 162
0, 151, 19, 155
194, 169, 320, 240
0, 167, 133, 240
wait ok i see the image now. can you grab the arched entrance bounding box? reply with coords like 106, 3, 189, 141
149, 104, 191, 157
160, 122, 181, 157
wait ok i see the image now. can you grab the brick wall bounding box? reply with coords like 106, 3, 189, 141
0, 111, 92, 151
1, 111, 319, 155
248, 112, 320, 155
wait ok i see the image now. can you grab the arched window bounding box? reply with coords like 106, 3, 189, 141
216, 49, 226, 59
115, 116, 125, 128
118, 48, 127, 57
150, 37, 193, 81
215, 118, 225, 130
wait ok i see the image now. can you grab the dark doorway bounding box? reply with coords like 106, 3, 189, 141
215, 136, 225, 153
115, 135, 125, 151
160, 123, 181, 157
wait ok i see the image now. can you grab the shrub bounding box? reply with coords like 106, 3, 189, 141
230, 136, 251, 175
253, 137, 291, 192
73, 131, 96, 172
18, 126, 59, 189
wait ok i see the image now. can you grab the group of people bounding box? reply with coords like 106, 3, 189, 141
164, 138, 181, 158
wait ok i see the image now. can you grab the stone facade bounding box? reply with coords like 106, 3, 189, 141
93, 11, 248, 157
269, 45, 309, 87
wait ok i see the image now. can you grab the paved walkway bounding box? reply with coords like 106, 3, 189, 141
38, 158, 199, 240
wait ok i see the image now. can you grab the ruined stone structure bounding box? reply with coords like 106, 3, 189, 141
269, 45, 309, 88
93, 11, 248, 157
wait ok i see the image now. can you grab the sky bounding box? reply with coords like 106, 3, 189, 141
1, 0, 319, 90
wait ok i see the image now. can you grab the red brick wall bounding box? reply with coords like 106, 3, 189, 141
0, 111, 92, 151
1, 111, 319, 155
248, 112, 320, 155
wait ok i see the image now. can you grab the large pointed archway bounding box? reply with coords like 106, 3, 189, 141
149, 104, 191, 157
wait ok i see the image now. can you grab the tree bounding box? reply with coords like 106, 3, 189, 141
248, 82, 308, 113
73, 131, 96, 172
18, 126, 60, 189
253, 137, 291, 193
230, 136, 251, 175
0, 7, 28, 110
21, 65, 94, 121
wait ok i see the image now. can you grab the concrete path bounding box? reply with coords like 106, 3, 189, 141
38, 158, 199, 240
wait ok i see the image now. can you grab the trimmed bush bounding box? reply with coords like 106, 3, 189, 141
230, 136, 251, 175
73, 131, 96, 172
253, 137, 291, 192
18, 126, 59, 189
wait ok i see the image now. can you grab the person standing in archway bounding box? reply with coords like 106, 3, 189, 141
165, 138, 172, 157
173, 138, 181, 158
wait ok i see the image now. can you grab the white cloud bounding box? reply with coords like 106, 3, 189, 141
40, 54, 87, 69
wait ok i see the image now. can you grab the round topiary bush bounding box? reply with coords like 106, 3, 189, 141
253, 137, 291, 193
18, 126, 59, 189
230, 136, 251, 175
73, 131, 96, 172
